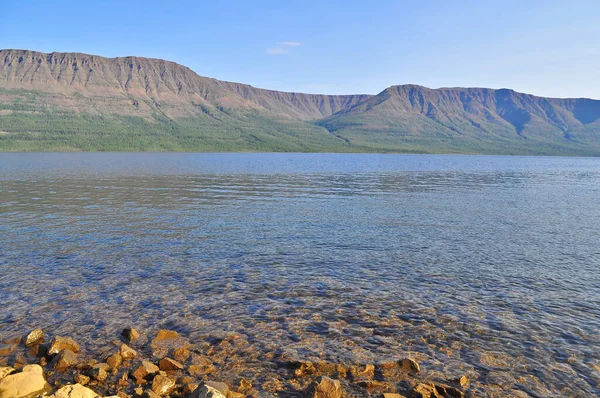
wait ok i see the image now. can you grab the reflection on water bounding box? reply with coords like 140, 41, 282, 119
1, 153, 600, 396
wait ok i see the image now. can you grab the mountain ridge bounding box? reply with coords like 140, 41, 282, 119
1, 49, 600, 154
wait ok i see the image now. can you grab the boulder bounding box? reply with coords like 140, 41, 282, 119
399, 358, 420, 373
25, 329, 44, 347
151, 374, 175, 396
158, 358, 183, 371
52, 349, 79, 371
48, 383, 99, 398
48, 336, 80, 356
0, 364, 52, 398
305, 376, 343, 398
120, 344, 137, 360
121, 328, 140, 342
133, 361, 160, 382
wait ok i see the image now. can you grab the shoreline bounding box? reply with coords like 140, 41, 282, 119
0, 328, 469, 398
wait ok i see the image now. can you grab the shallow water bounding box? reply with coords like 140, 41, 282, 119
1, 153, 600, 396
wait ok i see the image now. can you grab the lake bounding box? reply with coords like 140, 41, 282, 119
1, 153, 599, 396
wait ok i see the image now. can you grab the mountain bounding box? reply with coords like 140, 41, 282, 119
1, 49, 600, 154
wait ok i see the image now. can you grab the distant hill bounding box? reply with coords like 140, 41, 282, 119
1, 49, 599, 154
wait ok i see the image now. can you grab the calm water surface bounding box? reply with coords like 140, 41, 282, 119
1, 153, 600, 396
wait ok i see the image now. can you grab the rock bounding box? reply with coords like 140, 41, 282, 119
0, 345, 16, 356
133, 361, 160, 382
383, 394, 406, 398
25, 329, 44, 347
48, 336, 80, 356
89, 363, 110, 382
399, 358, 420, 373
434, 384, 463, 397
237, 378, 252, 395
350, 364, 375, 379
183, 383, 199, 395
52, 349, 79, 371
189, 381, 229, 398
172, 347, 190, 363
450, 376, 469, 388
122, 328, 140, 342
158, 358, 183, 371
305, 376, 343, 398
357, 380, 392, 391
120, 344, 137, 360
48, 383, 99, 398
0, 367, 14, 381
294, 361, 316, 377
151, 375, 175, 396
74, 374, 90, 385
107, 353, 123, 369
144, 390, 161, 398
413, 383, 442, 398
0, 364, 52, 398
153, 330, 179, 341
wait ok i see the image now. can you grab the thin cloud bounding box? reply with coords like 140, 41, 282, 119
266, 41, 301, 55
278, 41, 301, 47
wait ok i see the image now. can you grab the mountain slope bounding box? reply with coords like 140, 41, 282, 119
318, 85, 600, 155
1, 49, 600, 154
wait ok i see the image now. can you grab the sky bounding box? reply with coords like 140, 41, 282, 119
1, 0, 599, 98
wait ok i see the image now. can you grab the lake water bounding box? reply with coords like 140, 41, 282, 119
1, 153, 600, 396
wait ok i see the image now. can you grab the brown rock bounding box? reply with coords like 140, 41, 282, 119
120, 344, 137, 360
450, 376, 469, 388
400, 358, 420, 373
412, 383, 442, 398
144, 390, 161, 398
133, 361, 160, 382
122, 328, 140, 342
305, 376, 343, 398
0, 345, 16, 356
0, 364, 52, 398
357, 380, 392, 391
434, 384, 463, 398
52, 349, 79, 371
350, 364, 375, 379
25, 329, 44, 347
294, 361, 316, 377
151, 374, 175, 396
74, 374, 90, 385
48, 336, 80, 356
236, 378, 252, 395
383, 394, 407, 398
89, 363, 110, 382
172, 347, 190, 363
183, 383, 199, 395
107, 353, 123, 369
153, 330, 179, 341
158, 358, 184, 371
189, 381, 229, 398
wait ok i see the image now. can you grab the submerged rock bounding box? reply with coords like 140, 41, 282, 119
305, 376, 343, 398
0, 344, 16, 356
120, 344, 137, 360
399, 358, 420, 374
153, 330, 179, 342
24, 329, 44, 347
121, 328, 140, 342
0, 364, 51, 398
52, 349, 79, 371
89, 363, 110, 382
106, 353, 122, 369
48, 336, 80, 356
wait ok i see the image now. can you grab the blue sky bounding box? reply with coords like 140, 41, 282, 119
1, 0, 598, 98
